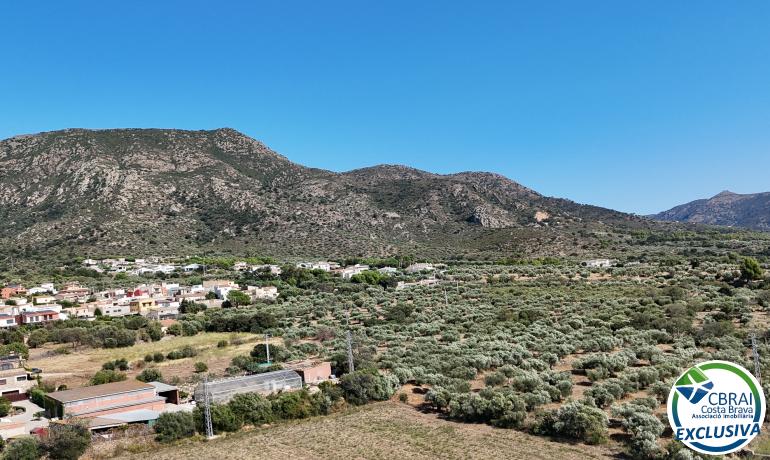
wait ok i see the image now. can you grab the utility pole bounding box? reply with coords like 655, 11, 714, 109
444, 287, 449, 307
202, 376, 214, 439
346, 330, 355, 373
752, 333, 762, 383
265, 333, 271, 365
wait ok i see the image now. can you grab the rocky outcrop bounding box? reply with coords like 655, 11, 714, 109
468, 206, 515, 229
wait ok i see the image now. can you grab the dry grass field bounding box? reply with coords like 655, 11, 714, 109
109, 402, 616, 460
26, 332, 265, 388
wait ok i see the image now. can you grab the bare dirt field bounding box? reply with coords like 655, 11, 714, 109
26, 332, 263, 388
111, 401, 616, 460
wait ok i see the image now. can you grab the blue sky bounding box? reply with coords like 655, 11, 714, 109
2, 1, 769, 214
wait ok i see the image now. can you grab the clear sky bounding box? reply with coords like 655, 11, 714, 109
2, 1, 769, 214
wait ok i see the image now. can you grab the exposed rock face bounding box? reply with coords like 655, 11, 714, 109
0, 128, 646, 258
653, 191, 770, 231
468, 206, 516, 228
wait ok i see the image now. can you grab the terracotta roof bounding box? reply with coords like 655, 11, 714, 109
47, 380, 153, 403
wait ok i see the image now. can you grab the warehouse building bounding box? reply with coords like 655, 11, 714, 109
44, 380, 179, 419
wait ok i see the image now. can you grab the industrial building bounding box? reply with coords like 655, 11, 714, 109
44, 379, 179, 421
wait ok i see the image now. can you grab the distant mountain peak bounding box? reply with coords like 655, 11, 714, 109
713, 190, 738, 198
653, 190, 770, 231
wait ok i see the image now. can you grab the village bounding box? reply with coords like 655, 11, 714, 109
0, 257, 444, 327
0, 257, 445, 445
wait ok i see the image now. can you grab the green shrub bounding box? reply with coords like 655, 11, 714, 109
90, 370, 126, 385
194, 362, 208, 373
228, 392, 274, 425
154, 411, 195, 442
42, 420, 91, 460
612, 403, 664, 459
136, 368, 163, 383
1, 436, 41, 460
340, 370, 399, 405
250, 343, 289, 363
0, 397, 11, 417
269, 390, 319, 419
194, 404, 242, 434
533, 401, 608, 445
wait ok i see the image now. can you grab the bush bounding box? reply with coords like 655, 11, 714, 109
29, 388, 47, 407
194, 404, 242, 434
1, 436, 41, 460
0, 397, 11, 417
228, 392, 274, 425
90, 370, 126, 385
269, 390, 319, 420
250, 343, 289, 363
227, 290, 252, 307
612, 403, 664, 459
154, 411, 195, 443
102, 358, 129, 371
533, 401, 608, 445
445, 390, 527, 428
43, 420, 91, 460
741, 257, 764, 281
194, 362, 208, 373
340, 370, 399, 405
136, 368, 163, 383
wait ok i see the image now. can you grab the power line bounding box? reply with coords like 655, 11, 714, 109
346, 330, 355, 373
202, 375, 214, 439
265, 333, 271, 365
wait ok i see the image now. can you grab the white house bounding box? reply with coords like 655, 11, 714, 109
215, 286, 235, 300
582, 259, 614, 268
0, 314, 17, 328
28, 282, 57, 295
247, 286, 279, 300
101, 304, 132, 318
341, 264, 370, 279
183, 263, 202, 273
297, 261, 338, 271
33, 295, 56, 305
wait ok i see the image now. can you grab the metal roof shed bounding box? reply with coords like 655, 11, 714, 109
195, 369, 302, 403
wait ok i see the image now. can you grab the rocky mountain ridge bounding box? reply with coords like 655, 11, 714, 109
0, 128, 652, 259
653, 190, 770, 232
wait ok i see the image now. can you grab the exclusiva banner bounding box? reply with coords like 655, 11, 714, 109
667, 360, 766, 455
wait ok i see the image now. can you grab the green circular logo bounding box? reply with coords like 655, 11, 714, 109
667, 360, 766, 455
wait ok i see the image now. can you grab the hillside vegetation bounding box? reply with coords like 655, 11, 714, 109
1, 128, 661, 264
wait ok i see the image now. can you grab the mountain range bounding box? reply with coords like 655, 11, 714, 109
653, 190, 770, 232
0, 128, 664, 260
